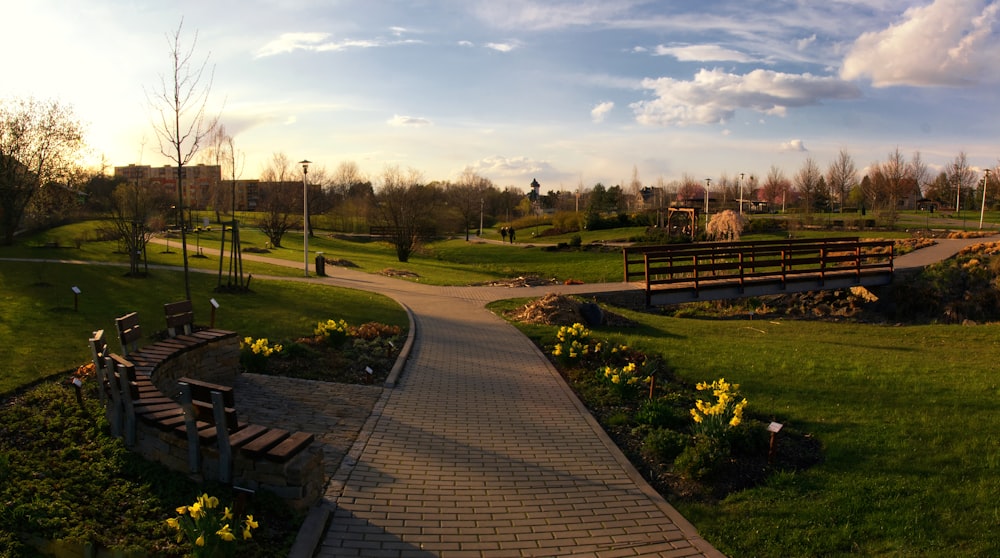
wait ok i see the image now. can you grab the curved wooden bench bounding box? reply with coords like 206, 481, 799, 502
89, 309, 323, 506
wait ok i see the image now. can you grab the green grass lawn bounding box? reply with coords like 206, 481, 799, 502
503, 310, 1000, 557
8, 221, 627, 285
6, 220, 1000, 556
0, 259, 407, 394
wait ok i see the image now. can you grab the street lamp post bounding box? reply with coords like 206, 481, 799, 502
739, 173, 745, 215
955, 174, 961, 217
704, 178, 711, 233
980, 169, 990, 230
299, 159, 311, 277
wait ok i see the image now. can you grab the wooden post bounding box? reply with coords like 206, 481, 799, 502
178, 382, 201, 474
212, 390, 233, 484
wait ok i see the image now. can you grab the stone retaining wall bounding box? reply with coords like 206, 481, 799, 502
149, 335, 240, 396
128, 334, 324, 510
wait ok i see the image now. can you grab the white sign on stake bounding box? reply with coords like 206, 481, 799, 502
767, 422, 784, 433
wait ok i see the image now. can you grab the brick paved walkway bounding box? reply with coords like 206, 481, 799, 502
293, 269, 723, 557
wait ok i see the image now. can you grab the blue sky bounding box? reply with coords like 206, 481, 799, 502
3, 0, 999, 191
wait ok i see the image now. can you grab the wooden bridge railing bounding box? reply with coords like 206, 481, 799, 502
623, 237, 895, 305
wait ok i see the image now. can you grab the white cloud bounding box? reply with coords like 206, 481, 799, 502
458, 40, 474, 47
471, 1, 635, 31
256, 32, 331, 57
466, 155, 556, 178
387, 115, 432, 127
796, 34, 817, 51
255, 32, 421, 58
780, 139, 808, 152
486, 41, 518, 52
654, 44, 755, 63
631, 68, 861, 126
591, 101, 614, 123
841, 0, 1000, 87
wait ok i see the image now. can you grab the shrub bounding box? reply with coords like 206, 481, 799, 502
635, 396, 690, 430
675, 435, 730, 480
568, 234, 582, 248
641, 428, 689, 463
350, 322, 403, 340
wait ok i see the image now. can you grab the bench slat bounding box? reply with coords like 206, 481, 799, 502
266, 431, 315, 462
227, 424, 269, 447
240, 428, 289, 457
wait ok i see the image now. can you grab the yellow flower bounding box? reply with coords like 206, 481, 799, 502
245, 515, 259, 530
217, 524, 236, 542
243, 527, 253, 540
176, 505, 188, 515
166, 517, 180, 530
223, 507, 233, 520
189, 502, 203, 520
195, 534, 205, 547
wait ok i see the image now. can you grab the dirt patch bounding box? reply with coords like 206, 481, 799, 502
472, 275, 560, 288
504, 293, 638, 327
325, 258, 359, 268
380, 268, 420, 278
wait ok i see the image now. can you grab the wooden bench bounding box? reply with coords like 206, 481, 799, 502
164, 300, 195, 337
115, 312, 143, 356
95, 312, 316, 487
177, 376, 315, 483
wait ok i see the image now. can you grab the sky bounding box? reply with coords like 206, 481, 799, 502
3, 0, 1000, 192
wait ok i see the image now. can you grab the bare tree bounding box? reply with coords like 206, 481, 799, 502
373, 165, 438, 262
947, 152, 977, 212
676, 173, 703, 203
909, 151, 929, 201
761, 165, 792, 209
450, 169, 493, 240
200, 124, 244, 220
794, 157, 825, 213
257, 152, 298, 247
867, 148, 916, 217
146, 19, 219, 300
0, 98, 85, 245
826, 149, 857, 212
108, 181, 169, 276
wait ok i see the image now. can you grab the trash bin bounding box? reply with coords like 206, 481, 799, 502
315, 252, 326, 276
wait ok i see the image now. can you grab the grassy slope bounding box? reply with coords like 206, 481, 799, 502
0, 260, 406, 394
561, 314, 1000, 557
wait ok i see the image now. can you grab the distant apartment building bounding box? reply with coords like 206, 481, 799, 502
114, 164, 261, 211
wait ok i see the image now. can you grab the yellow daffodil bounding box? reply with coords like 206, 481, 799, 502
217, 525, 236, 541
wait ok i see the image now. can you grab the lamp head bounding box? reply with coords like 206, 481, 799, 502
299, 159, 311, 173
